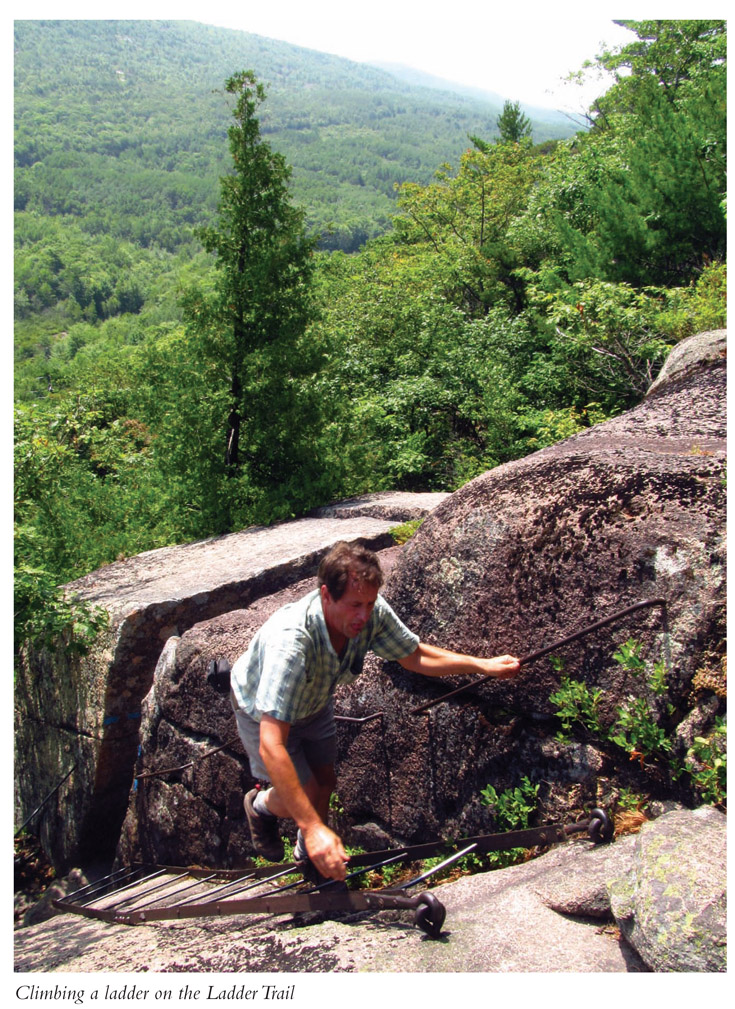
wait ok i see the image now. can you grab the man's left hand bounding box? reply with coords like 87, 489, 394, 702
482, 654, 521, 679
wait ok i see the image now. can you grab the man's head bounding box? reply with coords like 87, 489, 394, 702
318, 542, 384, 643
317, 541, 383, 601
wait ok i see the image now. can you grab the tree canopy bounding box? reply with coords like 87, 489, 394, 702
14, 22, 727, 658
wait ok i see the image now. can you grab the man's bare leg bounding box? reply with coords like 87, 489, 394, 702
258, 762, 335, 825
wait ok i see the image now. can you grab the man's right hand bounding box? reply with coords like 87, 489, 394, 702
301, 822, 348, 880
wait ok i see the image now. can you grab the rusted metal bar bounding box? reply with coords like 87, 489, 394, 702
135, 739, 237, 781
210, 865, 295, 897
60, 865, 144, 906
15, 764, 77, 836
399, 842, 478, 889
411, 597, 667, 715
343, 822, 566, 867
117, 872, 222, 913
105, 870, 193, 911
311, 851, 407, 892
334, 712, 384, 724
110, 887, 446, 937
75, 867, 168, 908
165, 872, 257, 906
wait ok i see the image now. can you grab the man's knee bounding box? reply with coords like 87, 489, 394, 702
310, 763, 336, 794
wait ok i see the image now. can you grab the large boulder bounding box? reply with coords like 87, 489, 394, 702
117, 330, 725, 870
608, 806, 727, 971
14, 493, 446, 870
341, 328, 725, 842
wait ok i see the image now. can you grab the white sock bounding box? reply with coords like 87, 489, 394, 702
253, 789, 275, 818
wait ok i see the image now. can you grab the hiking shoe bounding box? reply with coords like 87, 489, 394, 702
243, 789, 285, 862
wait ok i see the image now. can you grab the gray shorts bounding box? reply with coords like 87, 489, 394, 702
233, 700, 337, 785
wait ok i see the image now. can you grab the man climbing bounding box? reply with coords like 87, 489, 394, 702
230, 540, 520, 882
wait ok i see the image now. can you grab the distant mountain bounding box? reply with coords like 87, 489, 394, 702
371, 62, 580, 133
370, 62, 509, 108
14, 20, 580, 253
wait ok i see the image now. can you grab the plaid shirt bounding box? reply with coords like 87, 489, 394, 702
231, 589, 419, 724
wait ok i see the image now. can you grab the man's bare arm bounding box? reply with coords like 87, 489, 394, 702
397, 642, 520, 679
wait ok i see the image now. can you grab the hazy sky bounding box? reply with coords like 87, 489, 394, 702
14, 3, 720, 110
202, 2, 636, 110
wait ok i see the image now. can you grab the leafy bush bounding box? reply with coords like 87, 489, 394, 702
14, 563, 108, 660
480, 776, 539, 830
610, 696, 673, 764
549, 675, 603, 739
521, 277, 678, 411
685, 719, 727, 806
472, 776, 542, 870
548, 639, 726, 807
389, 519, 424, 545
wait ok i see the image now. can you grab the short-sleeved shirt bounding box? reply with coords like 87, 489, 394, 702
230, 589, 419, 725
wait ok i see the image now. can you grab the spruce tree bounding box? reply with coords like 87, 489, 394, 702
496, 101, 532, 143
182, 71, 323, 529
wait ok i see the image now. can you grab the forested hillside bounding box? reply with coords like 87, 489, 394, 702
14, 20, 726, 657
15, 19, 574, 257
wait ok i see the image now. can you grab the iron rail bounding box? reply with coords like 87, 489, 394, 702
411, 597, 667, 715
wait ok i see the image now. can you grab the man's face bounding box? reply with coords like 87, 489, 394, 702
321, 576, 379, 643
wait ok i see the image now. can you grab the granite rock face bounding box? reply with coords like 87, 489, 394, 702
14, 494, 446, 870
353, 329, 725, 842
117, 331, 725, 872
608, 806, 727, 971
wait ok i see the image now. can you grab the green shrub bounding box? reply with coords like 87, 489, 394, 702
480, 776, 539, 830
389, 518, 424, 545
686, 718, 727, 806
610, 696, 672, 762
548, 639, 726, 807
548, 675, 603, 739
14, 562, 108, 661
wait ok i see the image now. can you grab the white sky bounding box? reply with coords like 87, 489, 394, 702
202, 2, 635, 111
11, 2, 727, 111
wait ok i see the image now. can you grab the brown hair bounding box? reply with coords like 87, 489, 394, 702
317, 541, 384, 600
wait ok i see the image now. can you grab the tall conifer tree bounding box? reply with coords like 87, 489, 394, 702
183, 71, 322, 528
496, 101, 532, 143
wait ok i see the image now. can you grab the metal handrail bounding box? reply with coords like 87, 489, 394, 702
335, 712, 384, 724
411, 597, 667, 715
15, 764, 77, 836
